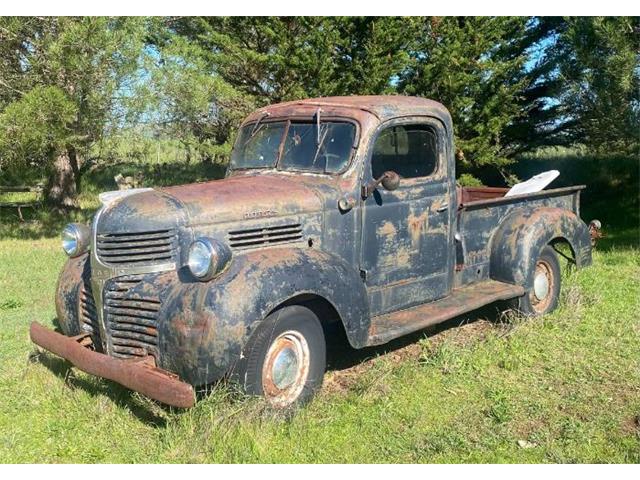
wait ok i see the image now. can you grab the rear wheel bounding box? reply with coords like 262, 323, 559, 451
239, 305, 326, 408
510, 245, 561, 316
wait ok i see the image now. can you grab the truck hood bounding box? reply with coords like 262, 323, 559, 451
97, 174, 324, 234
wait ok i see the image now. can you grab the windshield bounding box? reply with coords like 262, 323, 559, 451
230, 120, 356, 174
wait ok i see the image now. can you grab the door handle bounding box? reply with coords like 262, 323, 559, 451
436, 203, 449, 213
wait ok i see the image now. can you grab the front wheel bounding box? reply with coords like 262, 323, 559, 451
510, 245, 561, 316
238, 305, 326, 408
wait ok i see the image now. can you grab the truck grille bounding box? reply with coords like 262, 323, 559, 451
79, 277, 102, 348
96, 229, 177, 266
228, 223, 303, 249
103, 276, 160, 359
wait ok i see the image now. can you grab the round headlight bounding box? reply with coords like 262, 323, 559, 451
61, 223, 90, 257
188, 238, 231, 281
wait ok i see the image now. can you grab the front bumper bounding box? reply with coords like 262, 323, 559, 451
30, 321, 195, 408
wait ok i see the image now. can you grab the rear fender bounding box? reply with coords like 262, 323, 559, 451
489, 207, 592, 288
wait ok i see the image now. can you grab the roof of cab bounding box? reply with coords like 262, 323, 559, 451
243, 95, 453, 131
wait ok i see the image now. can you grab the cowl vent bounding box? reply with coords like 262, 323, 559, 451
228, 223, 303, 249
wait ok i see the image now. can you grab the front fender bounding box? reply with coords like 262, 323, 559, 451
54, 253, 89, 337
225, 247, 371, 347
161, 246, 370, 385
490, 207, 592, 288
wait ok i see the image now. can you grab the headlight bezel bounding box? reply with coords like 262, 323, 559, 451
61, 223, 91, 257
187, 237, 231, 281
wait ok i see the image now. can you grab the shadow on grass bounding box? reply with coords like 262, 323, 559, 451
33, 350, 170, 427
325, 304, 505, 372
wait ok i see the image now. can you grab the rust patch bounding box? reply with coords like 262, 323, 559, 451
378, 221, 397, 236
30, 322, 195, 408
407, 210, 429, 246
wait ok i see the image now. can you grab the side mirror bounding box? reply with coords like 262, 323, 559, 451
364, 170, 401, 198
381, 171, 400, 191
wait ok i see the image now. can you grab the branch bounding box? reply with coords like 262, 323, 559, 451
0, 78, 26, 97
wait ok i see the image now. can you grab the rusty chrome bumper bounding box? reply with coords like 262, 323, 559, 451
29, 322, 195, 408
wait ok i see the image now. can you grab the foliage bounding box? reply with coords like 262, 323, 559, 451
0, 16, 638, 201
0, 86, 77, 170
141, 33, 253, 162
457, 173, 484, 187
0, 17, 148, 206
552, 17, 639, 155
172, 17, 419, 104
400, 18, 526, 172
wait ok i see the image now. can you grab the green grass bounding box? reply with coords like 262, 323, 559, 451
0, 150, 638, 463
0, 237, 638, 463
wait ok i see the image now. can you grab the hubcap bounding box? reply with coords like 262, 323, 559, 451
261, 330, 310, 407
533, 270, 550, 300
272, 347, 299, 389
530, 259, 554, 313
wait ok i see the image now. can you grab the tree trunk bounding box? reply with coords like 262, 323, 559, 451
68, 145, 82, 194
46, 147, 79, 211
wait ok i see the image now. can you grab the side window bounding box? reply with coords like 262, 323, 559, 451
371, 124, 438, 180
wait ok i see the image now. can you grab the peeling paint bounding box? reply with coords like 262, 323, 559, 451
36, 95, 594, 408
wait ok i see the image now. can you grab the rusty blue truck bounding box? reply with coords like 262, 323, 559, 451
30, 96, 599, 409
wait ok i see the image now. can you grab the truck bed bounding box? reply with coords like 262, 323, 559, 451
454, 185, 585, 288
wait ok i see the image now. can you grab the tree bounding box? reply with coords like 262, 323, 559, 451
399, 17, 539, 180
172, 17, 419, 104
176, 16, 566, 182
551, 17, 639, 155
141, 31, 254, 163
0, 17, 147, 209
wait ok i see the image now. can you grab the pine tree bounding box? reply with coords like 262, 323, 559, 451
399, 17, 535, 180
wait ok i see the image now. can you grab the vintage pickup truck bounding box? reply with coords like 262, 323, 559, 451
31, 96, 598, 409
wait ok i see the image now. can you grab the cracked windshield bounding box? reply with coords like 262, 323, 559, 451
230, 121, 356, 173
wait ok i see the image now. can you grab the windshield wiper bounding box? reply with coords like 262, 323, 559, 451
244, 111, 270, 146
311, 124, 329, 170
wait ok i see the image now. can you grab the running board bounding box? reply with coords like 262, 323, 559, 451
366, 280, 525, 346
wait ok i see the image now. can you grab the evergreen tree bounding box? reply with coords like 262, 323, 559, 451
552, 17, 639, 155
172, 17, 419, 104
0, 17, 147, 209
399, 17, 536, 180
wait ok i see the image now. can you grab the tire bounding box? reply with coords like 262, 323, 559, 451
510, 245, 561, 316
238, 305, 326, 408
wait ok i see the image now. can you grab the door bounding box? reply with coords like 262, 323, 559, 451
360, 119, 454, 316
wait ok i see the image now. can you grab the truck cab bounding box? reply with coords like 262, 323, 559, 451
32, 96, 596, 409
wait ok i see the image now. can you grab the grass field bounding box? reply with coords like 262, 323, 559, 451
0, 152, 638, 463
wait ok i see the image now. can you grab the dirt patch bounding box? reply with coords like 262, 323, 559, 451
621, 414, 640, 436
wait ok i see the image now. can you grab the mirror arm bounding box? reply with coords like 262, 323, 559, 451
362, 172, 390, 199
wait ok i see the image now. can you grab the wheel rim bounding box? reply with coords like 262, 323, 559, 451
530, 258, 555, 314
261, 330, 310, 407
